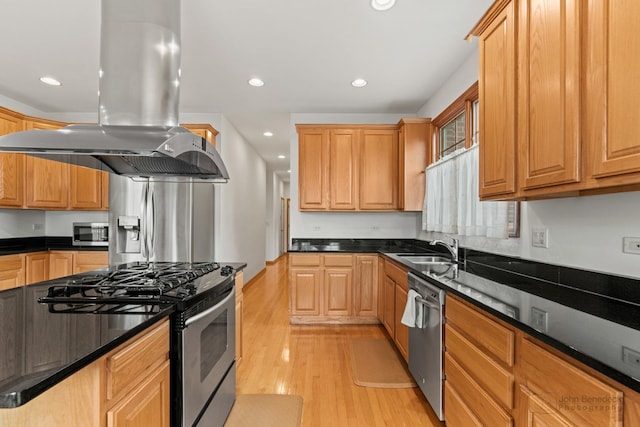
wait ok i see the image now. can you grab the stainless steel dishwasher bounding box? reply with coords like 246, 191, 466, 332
407, 272, 445, 421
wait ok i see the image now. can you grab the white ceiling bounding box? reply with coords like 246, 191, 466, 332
0, 0, 493, 183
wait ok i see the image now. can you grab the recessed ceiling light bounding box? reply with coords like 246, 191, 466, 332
263, 131, 273, 137
351, 78, 368, 88
371, 0, 396, 11
277, 155, 286, 159
248, 78, 264, 87
39, 76, 62, 86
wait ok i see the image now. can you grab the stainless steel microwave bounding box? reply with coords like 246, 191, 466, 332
72, 222, 109, 247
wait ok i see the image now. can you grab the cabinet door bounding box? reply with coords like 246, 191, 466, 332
182, 124, 218, 147
586, 1, 640, 181
520, 386, 573, 427
0, 109, 25, 207
478, 1, 517, 198
49, 252, 75, 280
70, 166, 103, 210
354, 255, 378, 318
24, 119, 69, 209
107, 360, 170, 427
329, 129, 358, 210
359, 129, 398, 210
290, 268, 321, 316
25, 252, 49, 285
323, 268, 352, 316
382, 276, 396, 337
298, 128, 329, 210
102, 172, 110, 209
74, 251, 108, 274
398, 119, 431, 211
0, 254, 25, 291
518, 0, 581, 190
394, 284, 409, 361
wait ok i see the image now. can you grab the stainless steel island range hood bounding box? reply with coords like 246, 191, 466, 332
0, 0, 229, 181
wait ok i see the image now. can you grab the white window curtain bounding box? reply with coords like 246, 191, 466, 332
422, 144, 509, 239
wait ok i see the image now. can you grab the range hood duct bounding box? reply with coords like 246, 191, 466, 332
0, 0, 229, 181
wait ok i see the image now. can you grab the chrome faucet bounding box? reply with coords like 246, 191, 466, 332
429, 238, 459, 263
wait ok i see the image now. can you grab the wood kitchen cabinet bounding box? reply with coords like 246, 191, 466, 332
289, 253, 378, 324
397, 118, 432, 211
474, 0, 517, 199
380, 257, 409, 361
297, 124, 419, 211
354, 255, 378, 318
298, 128, 330, 210
444, 295, 515, 427
0, 108, 25, 208
48, 251, 75, 280
517, 0, 581, 191
24, 118, 70, 209
73, 251, 108, 274
70, 166, 107, 210
473, 0, 640, 200
25, 252, 49, 285
182, 123, 218, 147
359, 128, 398, 210
0, 254, 25, 291
585, 0, 640, 186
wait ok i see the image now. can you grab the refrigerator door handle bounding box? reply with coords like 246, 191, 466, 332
148, 183, 156, 260
140, 180, 149, 259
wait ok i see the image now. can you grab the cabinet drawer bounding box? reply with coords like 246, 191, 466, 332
520, 338, 622, 427
75, 251, 108, 266
384, 259, 407, 288
444, 381, 483, 427
445, 324, 514, 408
0, 254, 24, 272
105, 319, 170, 402
445, 353, 512, 427
446, 295, 514, 366
323, 254, 353, 267
290, 254, 321, 266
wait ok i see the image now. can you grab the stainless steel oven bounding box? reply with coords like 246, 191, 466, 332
407, 273, 445, 421
72, 222, 109, 246
175, 286, 236, 427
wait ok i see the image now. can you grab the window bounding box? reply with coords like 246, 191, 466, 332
432, 82, 478, 160
439, 112, 466, 156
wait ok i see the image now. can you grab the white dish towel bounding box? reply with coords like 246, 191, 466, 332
401, 289, 424, 328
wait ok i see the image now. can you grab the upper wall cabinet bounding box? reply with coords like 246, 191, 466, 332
585, 1, 640, 184
476, 1, 517, 198
0, 109, 25, 208
182, 124, 218, 147
472, 0, 640, 200
297, 122, 430, 212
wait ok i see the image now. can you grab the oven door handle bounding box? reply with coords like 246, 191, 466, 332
185, 288, 235, 327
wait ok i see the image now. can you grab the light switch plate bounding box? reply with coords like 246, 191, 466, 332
623, 237, 640, 255
532, 227, 548, 248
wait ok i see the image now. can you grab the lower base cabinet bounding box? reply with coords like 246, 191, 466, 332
444, 294, 640, 426
378, 257, 409, 361
235, 271, 244, 367
0, 318, 170, 427
289, 253, 378, 324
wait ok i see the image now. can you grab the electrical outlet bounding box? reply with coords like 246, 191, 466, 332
32, 224, 43, 231
371, 225, 380, 231
531, 307, 548, 333
532, 228, 548, 248
623, 237, 640, 255
622, 346, 640, 369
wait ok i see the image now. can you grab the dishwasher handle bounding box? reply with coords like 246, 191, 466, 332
414, 295, 440, 328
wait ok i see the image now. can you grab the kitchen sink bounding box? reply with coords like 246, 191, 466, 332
398, 255, 451, 264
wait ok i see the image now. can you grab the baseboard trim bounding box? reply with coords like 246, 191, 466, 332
243, 268, 266, 291
266, 253, 287, 265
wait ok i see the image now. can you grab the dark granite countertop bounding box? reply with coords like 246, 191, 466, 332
0, 261, 246, 408
0, 237, 108, 255
381, 250, 640, 393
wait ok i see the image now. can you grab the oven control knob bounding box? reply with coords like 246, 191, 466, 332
221, 265, 233, 276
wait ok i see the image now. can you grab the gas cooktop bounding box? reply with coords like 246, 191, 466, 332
38, 261, 235, 313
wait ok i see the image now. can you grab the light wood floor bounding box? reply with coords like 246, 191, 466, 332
237, 255, 443, 427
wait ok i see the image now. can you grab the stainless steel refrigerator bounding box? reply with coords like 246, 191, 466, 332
108, 174, 215, 264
